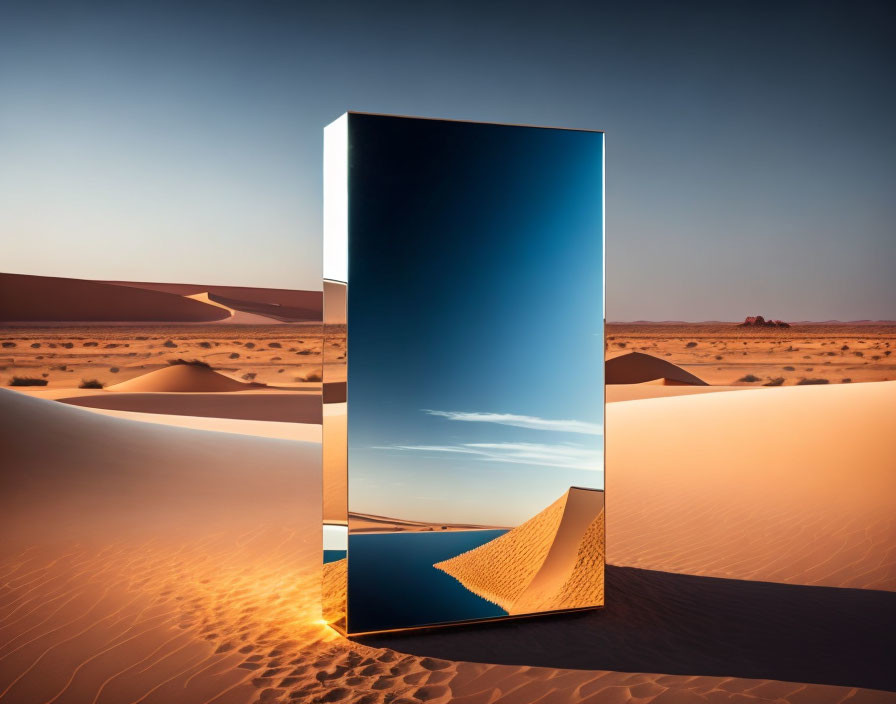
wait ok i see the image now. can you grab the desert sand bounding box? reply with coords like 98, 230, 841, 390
607, 322, 896, 386
434, 488, 605, 615
2, 325, 896, 704
2, 382, 894, 702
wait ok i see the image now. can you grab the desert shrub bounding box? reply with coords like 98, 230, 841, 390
84, 341, 98, 347
854, 351, 864, 357
229, 352, 240, 359
167, 358, 212, 368
79, 379, 104, 389
242, 372, 257, 381
826, 351, 836, 356
47, 343, 57, 348
109, 367, 119, 373
271, 356, 282, 361
61, 342, 74, 349
278, 368, 285, 373
738, 374, 761, 382
841, 344, 849, 350
842, 378, 852, 383
616, 342, 627, 348
763, 377, 785, 386
42, 373, 49, 377
51, 364, 67, 371
715, 355, 723, 360
885, 350, 892, 356
269, 342, 282, 348
104, 343, 119, 349
244, 342, 256, 349
783, 365, 795, 371
872, 355, 881, 361
302, 371, 322, 382
797, 378, 829, 385
298, 349, 313, 355
163, 340, 177, 348
197, 341, 212, 349
135, 336, 149, 341
686, 341, 697, 348
9, 376, 47, 386
2, 342, 16, 348
30, 343, 40, 348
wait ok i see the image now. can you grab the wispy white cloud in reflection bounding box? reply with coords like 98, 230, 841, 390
375, 442, 601, 471
423, 410, 602, 436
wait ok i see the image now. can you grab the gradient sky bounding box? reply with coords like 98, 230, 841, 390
344, 114, 603, 526
1, 0, 894, 320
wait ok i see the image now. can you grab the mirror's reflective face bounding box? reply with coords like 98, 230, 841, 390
323, 113, 604, 635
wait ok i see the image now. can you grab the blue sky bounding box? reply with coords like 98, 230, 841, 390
343, 114, 603, 526
1, 0, 893, 320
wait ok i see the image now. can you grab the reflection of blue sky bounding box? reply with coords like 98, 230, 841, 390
346, 115, 603, 527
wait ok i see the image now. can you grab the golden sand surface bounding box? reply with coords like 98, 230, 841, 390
434, 489, 605, 615
607, 323, 896, 386
2, 375, 895, 702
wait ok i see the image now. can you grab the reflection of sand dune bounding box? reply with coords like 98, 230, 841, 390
0, 272, 229, 323
105, 363, 259, 392
606, 351, 707, 385
435, 487, 604, 615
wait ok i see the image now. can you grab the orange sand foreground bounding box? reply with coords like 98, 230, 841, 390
1, 375, 895, 702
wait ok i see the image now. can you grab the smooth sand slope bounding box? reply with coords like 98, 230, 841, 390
104, 363, 260, 392
435, 488, 605, 615
1, 387, 895, 702
0, 273, 230, 323
607, 380, 896, 589
606, 350, 708, 385
184, 293, 282, 325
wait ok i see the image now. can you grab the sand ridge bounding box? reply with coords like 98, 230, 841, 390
104, 363, 261, 393
606, 351, 708, 385
435, 488, 605, 615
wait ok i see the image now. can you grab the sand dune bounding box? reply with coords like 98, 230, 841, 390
104, 363, 259, 392
0, 273, 229, 323
103, 280, 322, 321
607, 384, 748, 402
607, 380, 896, 589
57, 390, 322, 423
606, 351, 708, 385
185, 292, 283, 325
1, 387, 894, 702
435, 488, 605, 615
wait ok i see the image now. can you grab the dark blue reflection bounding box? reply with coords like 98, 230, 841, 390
323, 549, 346, 564
348, 530, 508, 632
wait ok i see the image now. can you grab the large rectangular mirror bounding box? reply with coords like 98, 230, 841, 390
323, 112, 604, 635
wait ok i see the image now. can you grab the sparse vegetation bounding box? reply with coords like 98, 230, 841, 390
842, 378, 852, 383
244, 342, 255, 349
84, 341, 98, 347
61, 342, 74, 349
109, 367, 120, 373
79, 379, 104, 389
197, 341, 212, 349
9, 376, 47, 386
229, 352, 240, 359
163, 340, 177, 348
298, 349, 313, 355
167, 358, 212, 368
763, 377, 785, 386
686, 341, 697, 348
30, 343, 40, 348
738, 374, 761, 383
268, 342, 282, 348
2, 342, 16, 348
783, 366, 795, 371
300, 371, 323, 382
797, 378, 829, 385
242, 372, 257, 381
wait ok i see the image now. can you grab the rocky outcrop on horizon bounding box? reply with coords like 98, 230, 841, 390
740, 315, 790, 328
